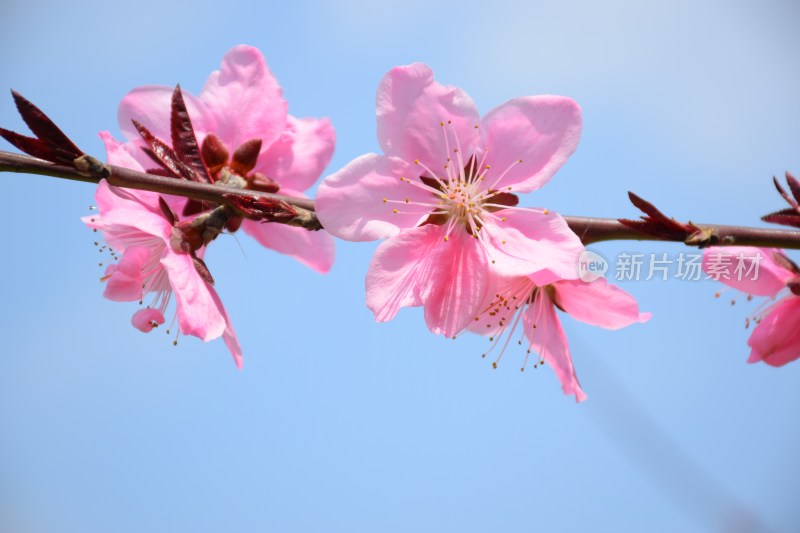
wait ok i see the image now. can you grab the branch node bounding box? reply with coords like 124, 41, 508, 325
74, 155, 110, 180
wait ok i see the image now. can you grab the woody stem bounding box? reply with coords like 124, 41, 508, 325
3, 149, 800, 249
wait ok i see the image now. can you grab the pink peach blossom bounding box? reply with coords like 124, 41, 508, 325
84, 181, 242, 367
703, 247, 800, 366
471, 276, 650, 402
316, 63, 584, 337
104, 45, 336, 273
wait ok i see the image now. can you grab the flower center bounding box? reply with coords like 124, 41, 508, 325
201, 133, 280, 194
474, 278, 551, 372
386, 121, 521, 242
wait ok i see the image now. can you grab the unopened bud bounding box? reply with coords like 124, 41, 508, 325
231, 138, 262, 176
201, 133, 229, 176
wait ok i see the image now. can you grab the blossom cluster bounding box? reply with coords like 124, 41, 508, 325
315, 63, 648, 401
79, 48, 651, 399
86, 46, 335, 367
702, 247, 800, 366
63, 45, 797, 399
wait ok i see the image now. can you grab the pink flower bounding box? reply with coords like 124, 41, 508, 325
84, 181, 242, 368
471, 276, 650, 402
103, 45, 336, 273
702, 247, 800, 366
316, 63, 584, 337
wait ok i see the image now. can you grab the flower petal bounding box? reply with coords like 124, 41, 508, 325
523, 292, 587, 402
702, 247, 793, 296
481, 96, 582, 193
206, 282, 243, 369
102, 246, 151, 302
83, 183, 173, 251
365, 225, 444, 323
99, 131, 146, 172
376, 63, 480, 169
160, 250, 226, 342
198, 45, 287, 151
420, 228, 489, 338
316, 154, 432, 241
747, 296, 800, 366
131, 308, 165, 333
241, 213, 335, 274
256, 115, 335, 193
117, 85, 209, 169
553, 278, 650, 329
483, 209, 583, 279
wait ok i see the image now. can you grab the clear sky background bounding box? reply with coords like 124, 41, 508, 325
1, 1, 799, 531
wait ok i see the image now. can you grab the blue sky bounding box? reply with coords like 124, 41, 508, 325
1, 1, 799, 531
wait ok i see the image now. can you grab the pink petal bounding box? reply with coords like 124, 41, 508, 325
420, 228, 489, 338
365, 224, 444, 323
91, 178, 160, 217
198, 45, 287, 151
480, 96, 582, 193
206, 283, 243, 369
241, 212, 335, 274
83, 183, 173, 251
98, 134, 188, 217
256, 115, 335, 193
747, 297, 800, 366
102, 246, 151, 302
99, 131, 146, 172
702, 247, 793, 296
376, 63, 480, 169
131, 308, 165, 333
483, 209, 583, 279
523, 292, 587, 402
117, 85, 209, 169
160, 250, 226, 342
316, 154, 432, 241
553, 278, 650, 329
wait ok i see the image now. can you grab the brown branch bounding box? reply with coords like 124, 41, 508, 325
0, 150, 317, 228
567, 215, 800, 248
4, 149, 800, 249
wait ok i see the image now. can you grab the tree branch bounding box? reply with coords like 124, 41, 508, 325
4, 149, 800, 249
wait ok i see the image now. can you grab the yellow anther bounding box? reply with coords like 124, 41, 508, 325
543, 209, 549, 215
382, 198, 387, 203
393, 209, 398, 213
